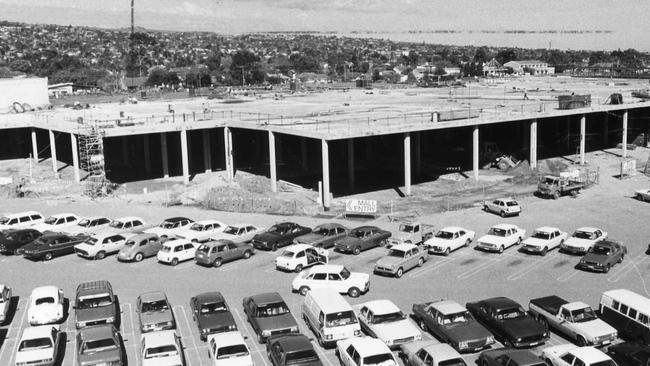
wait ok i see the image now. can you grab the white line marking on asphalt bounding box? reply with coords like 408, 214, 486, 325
608, 256, 649, 283
556, 267, 579, 282
8, 297, 30, 365
0, 299, 25, 363
173, 305, 204, 366
408, 255, 459, 278
124, 302, 140, 366
457, 254, 509, 279
507, 252, 559, 281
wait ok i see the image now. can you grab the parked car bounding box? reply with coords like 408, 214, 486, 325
74, 233, 129, 260
560, 227, 608, 255
74, 280, 119, 329
175, 219, 226, 243
275, 244, 328, 273
157, 239, 197, 266
32, 213, 80, 232
137, 291, 176, 333
242, 292, 299, 343
210, 223, 264, 243
0, 284, 12, 325
28, 286, 64, 326
355, 299, 422, 348
542, 345, 617, 366
476, 224, 526, 253
483, 198, 521, 217
22, 232, 89, 261
634, 189, 650, 202
607, 342, 650, 366
267, 334, 323, 366
521, 227, 567, 256
424, 227, 475, 256
292, 264, 370, 297
141, 330, 185, 366
336, 337, 398, 366
145, 217, 194, 239
466, 297, 549, 348
577, 240, 627, 273
15, 325, 61, 366
334, 226, 392, 255
478, 349, 547, 366
0, 228, 42, 255
411, 300, 495, 353
190, 292, 237, 341
76, 324, 125, 366
252, 222, 312, 251
294, 223, 348, 249
207, 331, 253, 366
0, 210, 44, 231
65, 216, 111, 236
374, 244, 428, 278
116, 233, 162, 262
101, 216, 147, 235
400, 340, 467, 366
195, 239, 255, 268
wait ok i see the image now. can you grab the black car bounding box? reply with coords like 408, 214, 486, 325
479, 349, 547, 366
251, 222, 311, 251
242, 292, 299, 343
608, 342, 650, 366
22, 232, 89, 260
466, 297, 549, 348
266, 334, 322, 366
190, 292, 237, 341
0, 228, 42, 255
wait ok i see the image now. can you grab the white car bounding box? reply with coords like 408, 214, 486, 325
521, 227, 568, 256
424, 227, 475, 256
275, 243, 329, 272
28, 286, 64, 326
175, 220, 226, 242
0, 211, 44, 230
483, 198, 521, 217
141, 330, 185, 366
561, 227, 608, 254
292, 264, 370, 298
157, 239, 197, 266
0, 284, 11, 325
336, 337, 398, 366
207, 331, 253, 366
210, 223, 263, 243
635, 189, 650, 202
542, 344, 617, 366
64, 216, 111, 235
74, 233, 129, 260
476, 224, 526, 253
32, 213, 80, 232
15, 325, 61, 366
144, 217, 194, 239
100, 216, 147, 235
354, 299, 422, 348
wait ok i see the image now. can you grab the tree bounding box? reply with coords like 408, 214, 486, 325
230, 50, 260, 85
205, 53, 221, 71
145, 68, 167, 86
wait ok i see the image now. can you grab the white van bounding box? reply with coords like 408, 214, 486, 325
600, 289, 650, 344
302, 288, 361, 348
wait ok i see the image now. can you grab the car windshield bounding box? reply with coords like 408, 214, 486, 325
141, 300, 169, 313
109, 221, 124, 229
387, 249, 405, 258
256, 301, 290, 317
570, 307, 597, 322
372, 311, 404, 324
506, 201, 519, 207
268, 225, 287, 233
77, 294, 113, 309
145, 344, 178, 359
77, 219, 91, 227
314, 226, 331, 236
442, 311, 473, 324
160, 221, 177, 229
217, 344, 249, 359
351, 230, 367, 238
197, 244, 210, 253
488, 228, 507, 237
532, 231, 551, 240
35, 297, 56, 306
573, 231, 595, 240
543, 177, 556, 184
590, 245, 611, 255
160, 246, 172, 253
439, 358, 468, 366
399, 224, 415, 233
19, 337, 52, 351
189, 223, 204, 231
340, 267, 351, 280
326, 311, 358, 327
82, 338, 117, 354
84, 237, 98, 246
286, 350, 319, 364
364, 353, 395, 366
223, 226, 239, 235
43, 216, 58, 224
200, 301, 227, 314
124, 240, 135, 246
0, 217, 10, 224
496, 307, 527, 320
435, 231, 454, 240
281, 250, 296, 258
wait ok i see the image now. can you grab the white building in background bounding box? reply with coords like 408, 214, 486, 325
0, 77, 49, 110
503, 60, 555, 75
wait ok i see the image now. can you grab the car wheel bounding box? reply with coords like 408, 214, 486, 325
379, 239, 387, 247
299, 286, 310, 296
171, 258, 179, 266
213, 258, 222, 268
14, 248, 24, 255
636, 194, 643, 201
134, 252, 144, 262
395, 267, 404, 278
618, 253, 624, 263
348, 287, 361, 298
604, 264, 611, 273
464, 239, 471, 247
44, 252, 53, 261
243, 250, 252, 259
517, 237, 522, 245
500, 210, 506, 218
191, 238, 198, 243
444, 248, 451, 256
577, 336, 587, 347
417, 258, 424, 267
553, 192, 560, 200
541, 247, 548, 256
353, 247, 361, 255
318, 334, 326, 347
503, 339, 513, 348
537, 315, 548, 328
294, 264, 303, 273
419, 319, 428, 332
271, 243, 278, 251
257, 333, 264, 344
95, 251, 106, 260
498, 245, 504, 253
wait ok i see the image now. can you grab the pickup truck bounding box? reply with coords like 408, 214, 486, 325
537, 176, 584, 199
388, 222, 434, 247
528, 295, 617, 347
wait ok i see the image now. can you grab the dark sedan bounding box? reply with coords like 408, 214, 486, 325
293, 223, 348, 249
22, 232, 89, 260
607, 342, 650, 366
479, 349, 547, 366
0, 228, 41, 255
577, 240, 627, 273
266, 334, 322, 366
242, 292, 299, 343
466, 297, 549, 348
251, 222, 311, 251
334, 226, 392, 255
190, 291, 237, 341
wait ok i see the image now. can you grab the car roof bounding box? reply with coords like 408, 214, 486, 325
47, 213, 76, 218
602, 289, 650, 310
138, 291, 168, 303
495, 197, 517, 202
41, 232, 69, 239
283, 244, 314, 252
31, 286, 60, 298
314, 223, 345, 230
79, 325, 115, 342
499, 349, 544, 365
535, 226, 560, 233
421, 343, 462, 361
82, 216, 109, 221
249, 292, 285, 305
142, 330, 177, 347
3, 210, 41, 218
128, 233, 158, 241
390, 244, 418, 251
194, 292, 226, 304
575, 227, 600, 233
114, 216, 143, 222
570, 347, 611, 363
195, 220, 223, 225
492, 224, 517, 230
22, 325, 59, 339
563, 302, 590, 311
203, 239, 234, 247
430, 300, 467, 315
480, 297, 521, 309
162, 238, 192, 247
3, 228, 39, 234
208, 331, 246, 348
594, 240, 621, 247
76, 280, 112, 296
270, 334, 313, 352
348, 337, 390, 357
162, 217, 192, 223
308, 289, 351, 312
439, 226, 465, 233
308, 264, 344, 273
229, 223, 255, 228
361, 299, 401, 315
351, 226, 378, 231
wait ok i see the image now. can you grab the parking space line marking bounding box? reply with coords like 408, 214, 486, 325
507, 252, 560, 281
457, 254, 509, 279
173, 305, 204, 366
608, 255, 649, 282
232, 308, 270, 366
8, 296, 30, 365
556, 266, 579, 282
0, 298, 26, 363
408, 253, 465, 278
123, 302, 140, 366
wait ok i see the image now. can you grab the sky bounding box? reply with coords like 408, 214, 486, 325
1, 0, 649, 51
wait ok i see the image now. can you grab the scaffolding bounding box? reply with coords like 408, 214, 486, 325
78, 125, 108, 197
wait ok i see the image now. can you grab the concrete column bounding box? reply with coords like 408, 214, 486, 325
48, 129, 57, 177
180, 129, 189, 184
70, 133, 80, 182
347, 139, 355, 190
414, 133, 421, 179
530, 119, 538, 169
321, 139, 330, 209
224, 127, 234, 180
602, 113, 609, 148
300, 137, 308, 172
160, 133, 169, 178
269, 131, 277, 193
203, 130, 212, 173
31, 128, 38, 161
404, 133, 412, 196
579, 114, 586, 165
143, 135, 151, 173
622, 110, 628, 158
472, 126, 479, 180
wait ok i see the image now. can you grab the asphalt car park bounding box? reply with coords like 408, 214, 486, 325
0, 170, 649, 365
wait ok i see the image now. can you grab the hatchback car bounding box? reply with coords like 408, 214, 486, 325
76, 324, 125, 366
157, 239, 197, 266
242, 292, 299, 343
190, 292, 237, 341
267, 334, 323, 366
65, 216, 111, 236
137, 291, 176, 333
208, 331, 253, 366
275, 244, 328, 273
195, 239, 254, 268
292, 264, 370, 297
577, 240, 627, 273
337, 337, 398, 366
116, 233, 161, 262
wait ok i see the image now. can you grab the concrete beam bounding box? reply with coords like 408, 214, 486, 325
269, 130, 277, 193
160, 133, 169, 178
622, 110, 628, 158
203, 130, 212, 173
70, 133, 80, 183
180, 129, 189, 184
472, 125, 479, 180
579, 114, 586, 165
143, 134, 151, 173
404, 133, 412, 196
347, 139, 355, 191
530, 119, 538, 169
31, 128, 38, 161
322, 139, 330, 209
224, 127, 234, 180
48, 129, 57, 177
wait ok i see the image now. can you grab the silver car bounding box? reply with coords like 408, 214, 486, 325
116, 233, 161, 262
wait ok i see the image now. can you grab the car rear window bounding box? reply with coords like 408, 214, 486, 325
439, 359, 468, 366
285, 349, 319, 364
35, 297, 56, 305
81, 338, 117, 354
19, 337, 52, 351
217, 344, 249, 359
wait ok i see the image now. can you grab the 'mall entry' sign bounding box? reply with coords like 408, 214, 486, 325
345, 199, 377, 213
